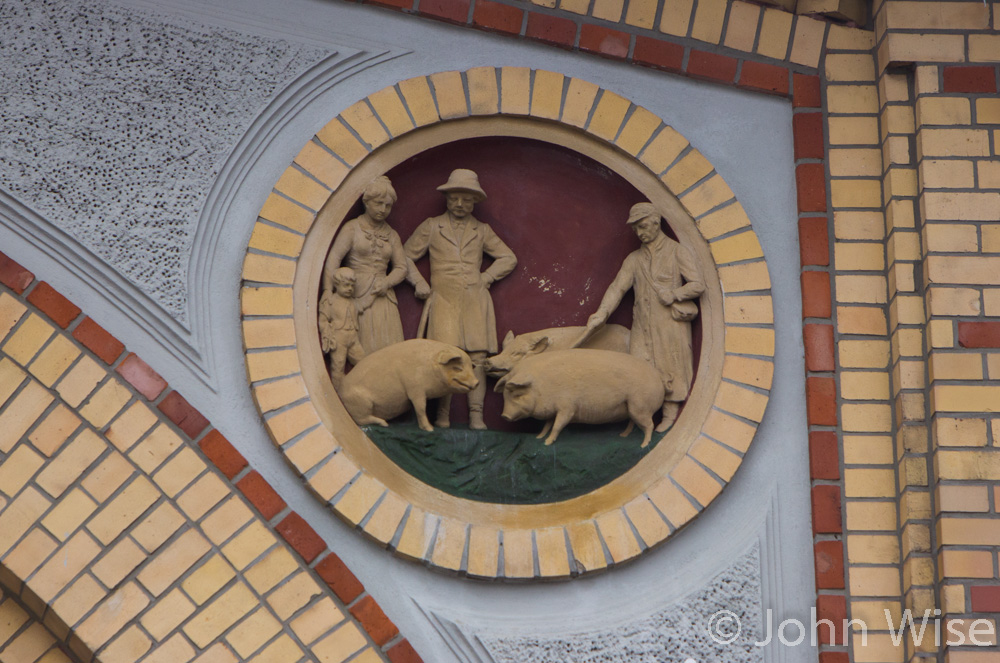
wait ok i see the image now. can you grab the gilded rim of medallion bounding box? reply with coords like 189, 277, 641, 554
241, 68, 775, 578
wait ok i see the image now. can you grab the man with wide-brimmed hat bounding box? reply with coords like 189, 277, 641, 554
405, 168, 517, 430
586, 202, 705, 432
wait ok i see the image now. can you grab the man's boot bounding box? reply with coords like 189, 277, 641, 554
656, 401, 679, 433
435, 394, 452, 429
468, 353, 488, 430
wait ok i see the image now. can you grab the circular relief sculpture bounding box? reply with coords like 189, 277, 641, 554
241, 69, 775, 579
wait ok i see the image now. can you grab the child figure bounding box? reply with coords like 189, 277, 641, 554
319, 267, 366, 389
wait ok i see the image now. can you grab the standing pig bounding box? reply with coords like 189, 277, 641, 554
484, 324, 630, 377
339, 339, 478, 432
496, 348, 665, 447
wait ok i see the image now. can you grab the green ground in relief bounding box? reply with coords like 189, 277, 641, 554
364, 420, 662, 505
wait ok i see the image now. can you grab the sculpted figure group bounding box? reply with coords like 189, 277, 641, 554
320, 169, 705, 446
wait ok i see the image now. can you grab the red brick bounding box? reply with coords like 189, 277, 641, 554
794, 73, 822, 108
366, 0, 414, 10
387, 640, 424, 663
811, 485, 843, 534
799, 217, 830, 267
236, 471, 286, 521
116, 353, 167, 400
796, 163, 827, 213
806, 376, 837, 426
943, 65, 997, 94
738, 61, 789, 96
419, 0, 470, 23
26, 282, 81, 329
971, 585, 1000, 612
814, 540, 845, 589
315, 553, 364, 603
158, 390, 209, 438
820, 653, 849, 663
0, 254, 34, 294
632, 36, 684, 73
579, 24, 629, 60
198, 430, 247, 479
809, 431, 840, 480
472, 0, 523, 34
686, 50, 738, 84
804, 323, 835, 372
525, 12, 576, 49
349, 595, 399, 646
801, 271, 832, 318
816, 594, 847, 645
72, 317, 125, 364
958, 321, 1000, 348
276, 512, 326, 564
793, 112, 825, 160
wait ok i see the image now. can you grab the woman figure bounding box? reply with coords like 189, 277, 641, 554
322, 175, 407, 353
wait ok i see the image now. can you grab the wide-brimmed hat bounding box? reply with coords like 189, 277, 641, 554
626, 201, 660, 224
437, 169, 487, 202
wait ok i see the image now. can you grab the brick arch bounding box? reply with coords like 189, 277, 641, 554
0, 586, 86, 663
243, 68, 776, 578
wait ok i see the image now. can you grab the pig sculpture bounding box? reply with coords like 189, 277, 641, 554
496, 348, 666, 447
484, 324, 630, 377
339, 339, 478, 432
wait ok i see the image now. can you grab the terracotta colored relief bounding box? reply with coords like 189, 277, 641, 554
244, 69, 775, 577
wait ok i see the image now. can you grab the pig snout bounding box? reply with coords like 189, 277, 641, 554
447, 366, 478, 393
484, 355, 511, 377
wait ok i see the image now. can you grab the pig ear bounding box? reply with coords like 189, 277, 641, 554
528, 336, 550, 354
436, 348, 466, 366
494, 374, 509, 393
502, 330, 514, 349
506, 377, 533, 390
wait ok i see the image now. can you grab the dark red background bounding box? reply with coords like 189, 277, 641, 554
334, 136, 691, 430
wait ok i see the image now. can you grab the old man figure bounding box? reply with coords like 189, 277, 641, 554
405, 169, 517, 430
586, 202, 705, 432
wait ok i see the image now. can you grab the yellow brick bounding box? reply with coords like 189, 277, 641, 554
284, 427, 336, 475
466, 66, 498, 116
917, 97, 972, 127
977, 98, 1000, 125
826, 54, 875, 82
588, 91, 631, 142
137, 528, 212, 597
671, 455, 723, 506
366, 87, 413, 138
290, 597, 345, 646
723, 1, 760, 52
591, 0, 624, 21
28, 335, 79, 388
829, 148, 881, 177
938, 450, 1000, 480
698, 201, 751, 239
659, 0, 694, 36
681, 174, 734, 218
928, 318, 954, 348
934, 385, 1000, 413
153, 448, 206, 500
970, 34, 1000, 62
848, 534, 900, 564
361, 491, 407, 545
87, 476, 160, 545
638, 125, 688, 175
615, 107, 661, 157
828, 116, 880, 145
266, 571, 321, 620
227, 607, 282, 659
253, 375, 309, 415
535, 526, 570, 578
273, 167, 329, 213
397, 76, 439, 127
248, 224, 304, 260
924, 191, 1000, 221
841, 371, 890, 400
54, 355, 104, 408
309, 451, 359, 502
292, 143, 348, 191
560, 77, 599, 129
595, 510, 642, 563
429, 71, 467, 120
246, 349, 300, 382
921, 160, 976, 190
716, 380, 768, 423
2, 623, 57, 663
222, 521, 276, 570
833, 211, 883, 240
78, 378, 131, 428
32, 531, 102, 602
335, 473, 385, 525
835, 242, 884, 271
339, 100, 389, 150
827, 23, 874, 51
846, 502, 897, 531
938, 484, 989, 513
242, 318, 295, 351
927, 287, 981, 317
50, 575, 103, 629
466, 525, 500, 579
242, 253, 295, 286
315, 119, 367, 167
0, 381, 53, 454
624, 496, 670, 548
132, 503, 185, 553
839, 340, 889, 368
502, 528, 534, 579
919, 128, 990, 158
258, 192, 314, 234
831, 178, 883, 209
884, 1, 989, 29
723, 295, 773, 325
982, 161, 1000, 189
624, 0, 657, 28
129, 423, 183, 473
843, 435, 893, 464
241, 286, 293, 316
245, 546, 299, 594
723, 327, 775, 357
193, 644, 240, 663
431, 517, 468, 572
27, 404, 79, 457
529, 70, 563, 121
928, 255, 1000, 284
4, 314, 54, 366
662, 150, 713, 194
789, 16, 826, 68
199, 496, 253, 545
558, 0, 588, 13
689, 436, 742, 480
845, 468, 896, 497
101, 626, 152, 663
930, 352, 983, 381
81, 452, 133, 504
183, 583, 256, 648
988, 353, 1000, 379
4, 528, 57, 581
184, 554, 237, 605
884, 32, 966, 65
313, 622, 366, 663
690, 0, 726, 43
41, 488, 96, 541
842, 403, 892, 432
566, 521, 607, 573
939, 517, 1000, 546
848, 566, 902, 597
836, 275, 887, 304
0, 293, 27, 340
141, 633, 196, 663
756, 7, 792, 59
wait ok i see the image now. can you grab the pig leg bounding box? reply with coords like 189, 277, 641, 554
408, 391, 433, 432
354, 414, 390, 427
535, 419, 553, 440
620, 421, 634, 438
544, 410, 574, 446
435, 394, 452, 428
